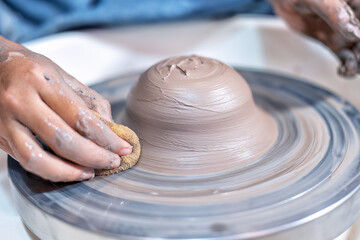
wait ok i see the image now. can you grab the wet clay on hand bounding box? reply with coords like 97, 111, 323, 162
270, 0, 360, 77
93, 111, 141, 176
121, 56, 278, 175
0, 36, 135, 182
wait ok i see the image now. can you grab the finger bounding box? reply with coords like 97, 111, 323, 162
348, 0, 360, 18
337, 48, 358, 76
56, 66, 113, 121
37, 71, 132, 155
313, 0, 360, 41
76, 86, 113, 122
8, 120, 94, 182
352, 41, 360, 61
83, 88, 113, 122
0, 137, 10, 153
0, 117, 11, 153
16, 94, 122, 169
30, 55, 113, 121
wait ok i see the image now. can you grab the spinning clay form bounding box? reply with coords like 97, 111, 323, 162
7, 56, 360, 240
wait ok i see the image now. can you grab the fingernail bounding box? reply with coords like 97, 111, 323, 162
119, 146, 132, 156
120, 139, 132, 149
78, 168, 95, 181
110, 154, 121, 168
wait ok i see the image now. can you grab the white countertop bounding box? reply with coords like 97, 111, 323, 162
0, 16, 359, 239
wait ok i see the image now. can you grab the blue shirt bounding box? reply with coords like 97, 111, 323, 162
0, 0, 273, 42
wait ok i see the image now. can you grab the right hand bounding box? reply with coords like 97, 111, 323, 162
0, 37, 132, 182
271, 0, 360, 77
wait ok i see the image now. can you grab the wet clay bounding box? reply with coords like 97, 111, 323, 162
270, 0, 360, 77
93, 111, 141, 176
11, 67, 360, 239
121, 56, 278, 175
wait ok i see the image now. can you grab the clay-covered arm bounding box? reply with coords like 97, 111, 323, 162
270, 0, 360, 77
0, 36, 132, 182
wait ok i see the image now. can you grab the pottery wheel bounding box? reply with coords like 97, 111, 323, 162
8, 69, 360, 240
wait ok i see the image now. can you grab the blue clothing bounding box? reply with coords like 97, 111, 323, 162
0, 0, 273, 43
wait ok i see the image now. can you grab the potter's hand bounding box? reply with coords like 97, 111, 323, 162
271, 0, 360, 77
0, 37, 132, 182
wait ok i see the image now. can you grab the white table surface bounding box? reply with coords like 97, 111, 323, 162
0, 15, 359, 239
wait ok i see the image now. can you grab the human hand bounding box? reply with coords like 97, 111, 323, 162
271, 0, 360, 77
0, 37, 132, 182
